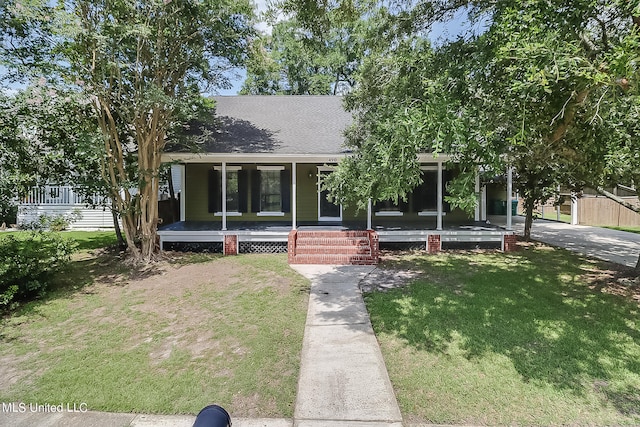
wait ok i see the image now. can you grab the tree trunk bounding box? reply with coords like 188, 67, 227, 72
524, 196, 535, 241
136, 115, 165, 262
635, 253, 640, 272
111, 207, 126, 249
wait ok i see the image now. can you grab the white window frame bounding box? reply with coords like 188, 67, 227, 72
213, 165, 243, 216
256, 165, 286, 216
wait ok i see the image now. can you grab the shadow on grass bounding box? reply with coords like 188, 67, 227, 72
367, 246, 640, 407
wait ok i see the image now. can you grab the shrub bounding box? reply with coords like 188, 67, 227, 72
0, 231, 75, 311
0, 203, 18, 226
21, 209, 83, 231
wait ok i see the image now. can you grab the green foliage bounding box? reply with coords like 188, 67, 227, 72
0, 80, 105, 222
1, 0, 255, 261
22, 210, 83, 232
241, 16, 361, 95
288, 0, 640, 241
0, 231, 75, 311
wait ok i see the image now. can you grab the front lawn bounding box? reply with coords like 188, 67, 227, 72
366, 247, 640, 425
0, 252, 309, 417
602, 226, 640, 235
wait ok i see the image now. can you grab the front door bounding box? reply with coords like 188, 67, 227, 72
318, 170, 342, 221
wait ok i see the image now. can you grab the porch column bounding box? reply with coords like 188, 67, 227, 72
481, 184, 487, 221
437, 161, 443, 231
556, 185, 561, 221
474, 169, 480, 222
222, 162, 227, 231
179, 164, 186, 222
367, 198, 372, 230
292, 162, 297, 229
571, 192, 578, 225
506, 165, 513, 231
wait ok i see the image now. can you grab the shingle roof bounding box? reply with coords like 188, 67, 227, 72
204, 96, 352, 155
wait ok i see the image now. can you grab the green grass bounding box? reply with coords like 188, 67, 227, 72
540, 210, 572, 223
0, 253, 309, 416
0, 230, 118, 251
602, 226, 640, 235
366, 248, 640, 425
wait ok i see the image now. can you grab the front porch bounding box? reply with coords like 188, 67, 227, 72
157, 217, 518, 255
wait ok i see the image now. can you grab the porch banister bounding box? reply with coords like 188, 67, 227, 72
437, 162, 443, 230
474, 169, 480, 222
222, 162, 227, 231
367, 198, 372, 230
292, 162, 297, 229
506, 166, 513, 231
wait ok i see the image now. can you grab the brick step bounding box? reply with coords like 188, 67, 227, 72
295, 245, 372, 255
288, 230, 380, 265
289, 254, 378, 265
295, 230, 370, 238
296, 237, 370, 247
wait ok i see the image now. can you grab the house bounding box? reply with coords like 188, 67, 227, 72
16, 166, 183, 230
159, 95, 517, 264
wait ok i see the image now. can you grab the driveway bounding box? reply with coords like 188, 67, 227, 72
500, 216, 640, 268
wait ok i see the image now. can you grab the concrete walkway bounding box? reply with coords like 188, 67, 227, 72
291, 265, 403, 427
1, 265, 402, 427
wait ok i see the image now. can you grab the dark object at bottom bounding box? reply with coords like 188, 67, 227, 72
193, 405, 232, 427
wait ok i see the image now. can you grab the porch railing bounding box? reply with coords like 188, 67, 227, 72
22, 186, 107, 206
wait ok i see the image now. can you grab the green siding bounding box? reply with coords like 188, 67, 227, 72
185, 164, 220, 222
296, 164, 318, 221
184, 163, 472, 225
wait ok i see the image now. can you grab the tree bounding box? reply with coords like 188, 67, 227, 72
241, 16, 360, 95
0, 82, 103, 225
285, 0, 640, 255
2, 0, 254, 261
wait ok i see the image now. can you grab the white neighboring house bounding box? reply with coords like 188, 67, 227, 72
17, 165, 183, 230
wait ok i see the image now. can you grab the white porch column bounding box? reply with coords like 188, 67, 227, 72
506, 166, 513, 231
437, 161, 443, 231
481, 185, 487, 221
571, 192, 578, 225
179, 164, 186, 222
292, 162, 297, 229
367, 198, 372, 230
474, 169, 480, 222
221, 162, 227, 231
557, 185, 561, 221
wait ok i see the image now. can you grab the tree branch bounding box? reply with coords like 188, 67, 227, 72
595, 186, 640, 214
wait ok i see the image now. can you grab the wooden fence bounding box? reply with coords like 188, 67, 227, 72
578, 196, 640, 227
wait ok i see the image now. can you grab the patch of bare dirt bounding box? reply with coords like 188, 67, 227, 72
582, 263, 640, 305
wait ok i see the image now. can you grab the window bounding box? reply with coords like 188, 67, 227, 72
208, 166, 247, 214
226, 170, 239, 212
260, 170, 281, 212
374, 198, 407, 216
251, 166, 290, 215
412, 168, 453, 213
